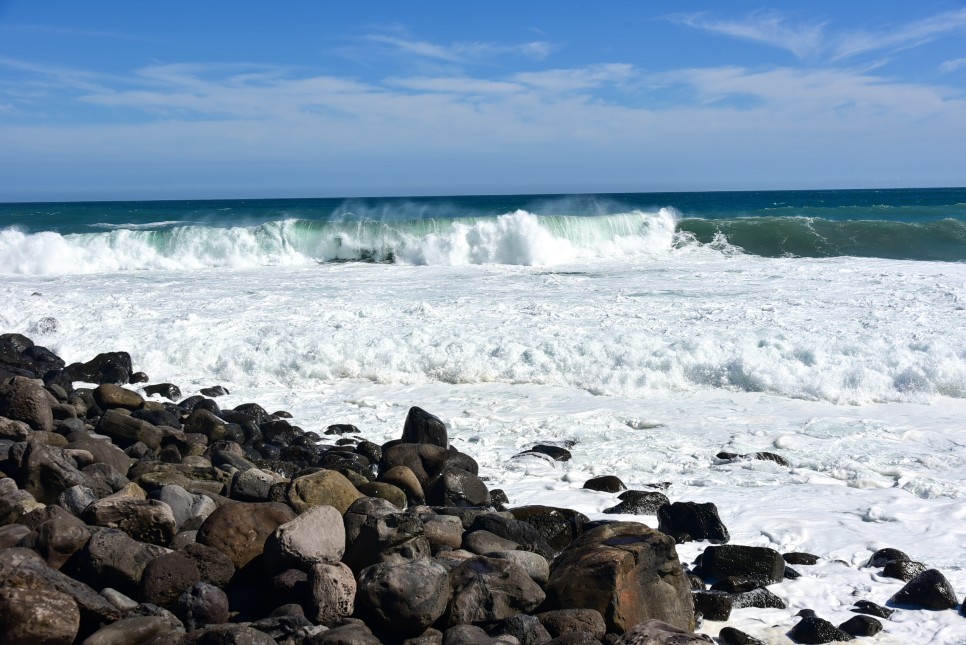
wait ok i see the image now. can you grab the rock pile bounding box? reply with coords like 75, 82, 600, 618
0, 332, 962, 644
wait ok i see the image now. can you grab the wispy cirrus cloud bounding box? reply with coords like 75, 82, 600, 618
674, 7, 966, 62
671, 10, 826, 60
364, 33, 554, 64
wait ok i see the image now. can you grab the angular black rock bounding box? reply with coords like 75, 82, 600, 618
789, 615, 854, 643
700, 545, 785, 585
603, 490, 670, 515
401, 406, 448, 447
783, 552, 819, 566
718, 626, 766, 645
850, 599, 894, 619
582, 475, 626, 493
866, 547, 909, 568
838, 615, 883, 637
658, 501, 730, 544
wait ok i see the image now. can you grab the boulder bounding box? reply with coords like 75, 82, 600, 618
428, 467, 491, 507
343, 511, 431, 574
356, 482, 408, 509
509, 506, 588, 555
545, 522, 695, 634
604, 491, 670, 516
93, 384, 144, 411
144, 383, 183, 401
196, 501, 296, 569
422, 514, 465, 554
83, 497, 178, 546
402, 406, 448, 447
231, 467, 287, 502
156, 484, 216, 531
356, 559, 451, 636
583, 475, 626, 493
489, 615, 551, 645
537, 609, 606, 639
866, 547, 908, 567
65, 351, 133, 386
838, 615, 882, 637
180, 543, 235, 588
96, 410, 162, 450
183, 624, 276, 645
0, 587, 80, 645
889, 569, 959, 609
19, 507, 92, 570
0, 376, 54, 431
174, 581, 230, 631
81, 614, 185, 645
883, 559, 927, 581
74, 528, 168, 596
14, 437, 111, 504
717, 627, 765, 645
699, 545, 785, 585
381, 443, 478, 489
308, 561, 356, 625
264, 504, 346, 568
286, 469, 364, 515
378, 465, 425, 504
468, 514, 555, 560
463, 530, 520, 555
137, 551, 202, 607
488, 550, 550, 586
788, 615, 854, 643
849, 599, 893, 619
657, 502, 729, 544
446, 555, 545, 627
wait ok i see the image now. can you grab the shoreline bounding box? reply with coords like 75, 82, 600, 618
1, 335, 964, 644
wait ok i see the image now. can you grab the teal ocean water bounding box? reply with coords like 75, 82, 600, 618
1, 187, 965, 273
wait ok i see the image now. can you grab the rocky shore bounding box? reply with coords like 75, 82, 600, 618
0, 332, 962, 644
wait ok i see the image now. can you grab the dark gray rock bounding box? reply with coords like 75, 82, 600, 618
866, 547, 909, 568
428, 467, 491, 507
174, 581, 229, 631
82, 614, 185, 645
65, 351, 133, 386
144, 383, 183, 401
783, 552, 819, 566
604, 491, 670, 515
657, 502, 729, 544
582, 475, 626, 493
789, 615, 854, 643
838, 615, 882, 637
446, 555, 545, 627
489, 614, 552, 645
83, 496, 178, 546
700, 545, 785, 585
850, 599, 893, 618
613, 620, 712, 644
75, 527, 169, 596
883, 559, 927, 582
184, 623, 276, 645
138, 551, 202, 607
890, 569, 959, 609
717, 627, 765, 645
0, 375, 54, 431
97, 410, 163, 450
468, 514, 555, 560
14, 437, 111, 504
0, 586, 80, 645
343, 511, 431, 574
537, 608, 606, 639
402, 406, 448, 447
691, 590, 731, 621
356, 559, 451, 636
509, 505, 588, 555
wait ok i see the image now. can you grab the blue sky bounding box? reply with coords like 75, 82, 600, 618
1, 1, 964, 200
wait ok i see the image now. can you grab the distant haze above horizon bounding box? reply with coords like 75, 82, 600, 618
1, 1, 964, 201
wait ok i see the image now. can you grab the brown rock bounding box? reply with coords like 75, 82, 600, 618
137, 551, 202, 607
286, 469, 363, 515
0, 376, 54, 432
0, 587, 80, 645
83, 497, 177, 546
93, 383, 145, 411
196, 502, 296, 568
379, 465, 425, 503
308, 561, 356, 625
544, 521, 695, 634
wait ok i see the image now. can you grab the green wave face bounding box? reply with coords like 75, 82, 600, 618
678, 217, 966, 261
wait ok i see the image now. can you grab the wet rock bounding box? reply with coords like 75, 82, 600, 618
657, 502, 729, 544
65, 351, 133, 386
173, 581, 229, 631
731, 587, 786, 610
308, 561, 356, 625
545, 522, 695, 633
699, 545, 785, 585
325, 423, 358, 435
849, 599, 893, 618
783, 552, 819, 566
144, 383, 183, 401
582, 475, 626, 493
882, 559, 927, 581
0, 375, 54, 431
356, 559, 451, 636
183, 409, 229, 443
509, 505, 588, 555
428, 467, 491, 507
93, 383, 144, 411
789, 615, 854, 643
286, 469, 364, 515
402, 406, 448, 447
838, 615, 882, 637
264, 504, 345, 568
381, 443, 478, 490
447, 555, 545, 627
0, 586, 80, 645
866, 547, 908, 568
889, 568, 959, 609
691, 590, 732, 621
717, 627, 765, 645
196, 501, 295, 569
604, 491, 670, 516
200, 386, 228, 397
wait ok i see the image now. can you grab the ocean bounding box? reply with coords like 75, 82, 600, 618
2, 187, 966, 642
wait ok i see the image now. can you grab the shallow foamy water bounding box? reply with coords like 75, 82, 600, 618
3, 249, 966, 642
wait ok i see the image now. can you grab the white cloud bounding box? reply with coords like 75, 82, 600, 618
940, 57, 966, 74
674, 8, 966, 62
364, 33, 554, 63
513, 64, 636, 92
671, 11, 826, 59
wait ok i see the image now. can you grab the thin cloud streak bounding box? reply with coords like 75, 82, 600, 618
364, 33, 554, 63
671, 11, 826, 59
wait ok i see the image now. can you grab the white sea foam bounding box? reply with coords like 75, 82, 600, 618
3, 247, 966, 642
0, 209, 681, 274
